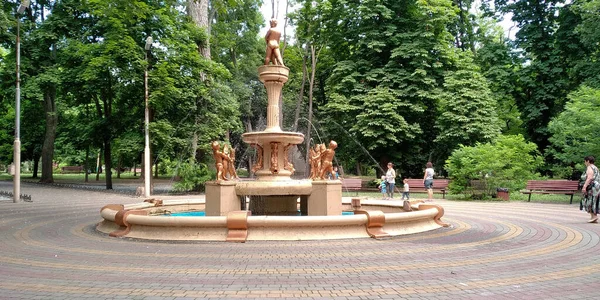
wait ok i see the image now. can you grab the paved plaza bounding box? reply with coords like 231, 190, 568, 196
1, 180, 599, 299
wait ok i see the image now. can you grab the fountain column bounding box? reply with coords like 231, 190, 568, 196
259, 65, 287, 132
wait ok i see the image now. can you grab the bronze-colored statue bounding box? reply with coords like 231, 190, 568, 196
251, 144, 263, 173
211, 141, 231, 181
270, 142, 279, 174
283, 143, 295, 175
225, 144, 239, 180
264, 19, 284, 66
309, 144, 323, 180
318, 140, 338, 180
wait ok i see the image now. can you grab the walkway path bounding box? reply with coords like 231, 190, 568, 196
0, 181, 598, 299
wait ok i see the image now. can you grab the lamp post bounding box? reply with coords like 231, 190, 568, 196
13, 0, 30, 203
143, 36, 152, 198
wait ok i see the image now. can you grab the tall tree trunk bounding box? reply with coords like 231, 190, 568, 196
32, 153, 40, 178
117, 155, 122, 179
96, 148, 102, 181
103, 71, 114, 190
154, 159, 159, 179
40, 87, 57, 183
187, 0, 211, 59
292, 50, 308, 132
103, 139, 113, 189
277, 0, 289, 129
304, 45, 318, 167
192, 130, 198, 160
84, 147, 89, 183
188, 0, 211, 158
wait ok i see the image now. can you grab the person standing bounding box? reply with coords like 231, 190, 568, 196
401, 178, 410, 200
423, 162, 435, 201
379, 175, 387, 199
386, 162, 396, 199
581, 156, 600, 223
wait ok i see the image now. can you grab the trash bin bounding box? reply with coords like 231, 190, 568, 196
496, 188, 509, 201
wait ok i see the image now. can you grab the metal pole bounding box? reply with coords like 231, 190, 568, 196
13, 16, 21, 203
143, 50, 151, 198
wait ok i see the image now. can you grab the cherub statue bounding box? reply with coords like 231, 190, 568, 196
309, 144, 323, 180
225, 144, 239, 180
264, 19, 284, 66
211, 141, 231, 181
251, 144, 263, 173
318, 140, 338, 180
270, 142, 279, 174
308, 146, 316, 179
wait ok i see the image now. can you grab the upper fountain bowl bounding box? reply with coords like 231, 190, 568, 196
258, 65, 289, 83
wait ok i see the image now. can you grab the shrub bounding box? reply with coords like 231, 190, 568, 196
445, 135, 542, 199
172, 160, 214, 193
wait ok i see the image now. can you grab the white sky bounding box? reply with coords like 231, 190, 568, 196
259, 1, 295, 39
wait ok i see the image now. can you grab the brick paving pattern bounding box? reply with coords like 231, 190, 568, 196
1, 181, 599, 299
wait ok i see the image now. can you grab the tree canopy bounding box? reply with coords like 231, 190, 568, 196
0, 0, 598, 190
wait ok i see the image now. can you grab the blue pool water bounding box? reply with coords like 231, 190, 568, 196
169, 211, 206, 217
165, 211, 354, 216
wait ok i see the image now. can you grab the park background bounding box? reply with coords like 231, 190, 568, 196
0, 0, 599, 199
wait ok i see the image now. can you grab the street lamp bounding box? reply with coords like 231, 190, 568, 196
14, 0, 30, 203
143, 36, 152, 198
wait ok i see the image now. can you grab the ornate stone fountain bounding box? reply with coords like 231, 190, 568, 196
204, 19, 341, 216
97, 20, 448, 242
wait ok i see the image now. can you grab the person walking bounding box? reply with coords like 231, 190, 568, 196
581, 156, 600, 223
386, 163, 396, 199
423, 162, 435, 201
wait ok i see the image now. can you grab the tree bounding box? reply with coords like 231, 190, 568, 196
445, 134, 542, 199
435, 54, 501, 157
548, 86, 600, 167
494, 0, 573, 157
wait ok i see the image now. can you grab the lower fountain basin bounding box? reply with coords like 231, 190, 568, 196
97, 198, 448, 241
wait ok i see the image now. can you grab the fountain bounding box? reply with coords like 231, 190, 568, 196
97, 19, 448, 242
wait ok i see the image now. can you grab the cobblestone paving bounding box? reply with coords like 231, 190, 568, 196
1, 181, 599, 299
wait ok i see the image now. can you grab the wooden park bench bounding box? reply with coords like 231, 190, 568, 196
521, 180, 580, 204
404, 179, 450, 199
341, 178, 362, 195
61, 166, 83, 174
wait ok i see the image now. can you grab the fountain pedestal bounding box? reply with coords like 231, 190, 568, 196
205, 181, 238, 216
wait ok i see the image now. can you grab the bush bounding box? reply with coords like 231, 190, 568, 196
172, 160, 214, 193
445, 135, 542, 199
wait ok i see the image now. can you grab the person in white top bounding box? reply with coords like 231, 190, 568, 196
385, 162, 396, 199
401, 178, 410, 200
423, 161, 435, 201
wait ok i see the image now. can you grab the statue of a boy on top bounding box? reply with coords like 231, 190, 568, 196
264, 19, 284, 66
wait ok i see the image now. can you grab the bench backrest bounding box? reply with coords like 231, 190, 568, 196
341, 178, 362, 189
526, 180, 579, 191
62, 166, 83, 171
405, 179, 449, 189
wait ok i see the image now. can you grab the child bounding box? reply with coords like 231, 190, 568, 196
379, 175, 387, 199
401, 178, 410, 200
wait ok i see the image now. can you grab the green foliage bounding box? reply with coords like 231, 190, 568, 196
548, 86, 600, 165
436, 53, 501, 154
445, 135, 542, 199
171, 160, 214, 193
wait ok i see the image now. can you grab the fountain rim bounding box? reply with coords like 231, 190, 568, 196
97, 198, 448, 241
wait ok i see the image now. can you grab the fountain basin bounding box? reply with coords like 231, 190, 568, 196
97, 198, 448, 241
241, 131, 304, 144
